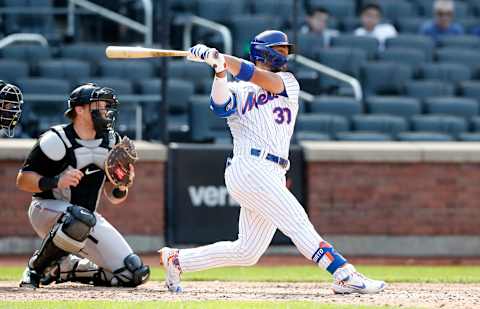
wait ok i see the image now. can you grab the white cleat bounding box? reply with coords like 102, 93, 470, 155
158, 247, 183, 293
332, 264, 386, 294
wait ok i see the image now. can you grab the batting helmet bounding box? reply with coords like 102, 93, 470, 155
0, 81, 23, 137
249, 30, 294, 70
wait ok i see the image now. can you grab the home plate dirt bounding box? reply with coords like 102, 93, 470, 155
1, 281, 480, 308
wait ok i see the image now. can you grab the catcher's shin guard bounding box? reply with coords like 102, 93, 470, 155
28, 205, 96, 276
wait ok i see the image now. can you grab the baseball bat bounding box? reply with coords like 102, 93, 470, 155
105, 46, 189, 59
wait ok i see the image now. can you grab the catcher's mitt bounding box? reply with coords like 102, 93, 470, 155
105, 136, 138, 187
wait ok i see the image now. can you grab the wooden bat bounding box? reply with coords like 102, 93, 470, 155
105, 46, 190, 59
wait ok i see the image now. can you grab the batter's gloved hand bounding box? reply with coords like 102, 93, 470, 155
187, 44, 210, 62
105, 136, 138, 188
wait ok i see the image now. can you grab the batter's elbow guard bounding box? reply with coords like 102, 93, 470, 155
210, 94, 237, 118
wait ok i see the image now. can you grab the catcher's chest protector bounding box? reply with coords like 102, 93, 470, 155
34, 124, 118, 212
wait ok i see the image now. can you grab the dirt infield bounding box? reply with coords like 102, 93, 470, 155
1, 281, 479, 308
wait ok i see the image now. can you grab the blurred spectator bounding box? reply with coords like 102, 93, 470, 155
419, 0, 464, 43
354, 3, 397, 50
300, 7, 339, 47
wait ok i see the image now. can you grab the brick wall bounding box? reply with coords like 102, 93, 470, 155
308, 162, 480, 236
0, 160, 165, 237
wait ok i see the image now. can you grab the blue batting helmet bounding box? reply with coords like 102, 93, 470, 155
249, 30, 294, 70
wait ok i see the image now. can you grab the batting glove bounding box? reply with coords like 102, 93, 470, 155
188, 44, 210, 61
205, 49, 227, 74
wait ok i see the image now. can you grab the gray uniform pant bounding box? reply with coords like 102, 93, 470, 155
28, 198, 133, 273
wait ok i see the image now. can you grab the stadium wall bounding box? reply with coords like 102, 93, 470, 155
1, 140, 480, 257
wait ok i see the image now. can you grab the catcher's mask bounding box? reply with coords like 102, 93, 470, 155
66, 83, 119, 136
0, 81, 23, 138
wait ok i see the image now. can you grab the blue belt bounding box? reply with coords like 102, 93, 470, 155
250, 148, 289, 169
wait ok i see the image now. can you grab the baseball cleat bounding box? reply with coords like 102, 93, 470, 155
332, 264, 386, 294
159, 247, 183, 292
19, 267, 41, 289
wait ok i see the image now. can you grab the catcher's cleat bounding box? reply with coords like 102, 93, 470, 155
332, 264, 386, 294
19, 267, 41, 289
159, 247, 183, 293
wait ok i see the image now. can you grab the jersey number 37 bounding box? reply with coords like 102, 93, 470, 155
273, 107, 291, 125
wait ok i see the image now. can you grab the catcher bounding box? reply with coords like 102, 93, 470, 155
0, 80, 24, 137
17, 83, 150, 288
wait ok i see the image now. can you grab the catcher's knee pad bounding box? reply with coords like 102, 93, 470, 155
52, 205, 96, 253
113, 253, 150, 287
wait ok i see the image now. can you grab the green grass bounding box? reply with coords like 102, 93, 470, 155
2, 265, 480, 283
0, 301, 410, 309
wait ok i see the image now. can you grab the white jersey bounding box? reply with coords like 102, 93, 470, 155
226, 72, 300, 160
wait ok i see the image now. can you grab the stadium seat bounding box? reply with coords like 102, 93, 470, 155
366, 96, 421, 120
424, 97, 479, 119
471, 116, 480, 131
295, 32, 326, 58
17, 78, 70, 94
77, 78, 133, 95
307, 0, 356, 17
437, 35, 480, 49
99, 60, 155, 80
190, 95, 229, 142
60, 43, 108, 65
317, 47, 367, 91
396, 17, 427, 34
3, 0, 57, 40
295, 131, 331, 142
336, 132, 392, 141
252, 0, 296, 26
411, 115, 468, 138
341, 17, 361, 32
352, 114, 408, 138
0, 60, 29, 82
38, 60, 91, 82
458, 81, 480, 101
331, 35, 379, 59
386, 35, 435, 61
436, 48, 480, 77
230, 15, 282, 57
1, 45, 51, 63
458, 133, 480, 141
397, 132, 453, 141
378, 48, 426, 74
309, 96, 363, 119
361, 62, 413, 95
420, 63, 471, 84
196, 0, 248, 24
167, 60, 213, 92
376, 0, 415, 22
138, 78, 194, 114
295, 114, 349, 139
404, 80, 454, 100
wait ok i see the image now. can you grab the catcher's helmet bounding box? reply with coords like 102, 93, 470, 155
0, 80, 23, 137
65, 83, 118, 117
249, 30, 294, 70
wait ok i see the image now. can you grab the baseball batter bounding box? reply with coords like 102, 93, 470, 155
159, 30, 386, 294
17, 83, 150, 288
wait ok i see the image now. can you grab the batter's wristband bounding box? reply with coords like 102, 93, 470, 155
112, 187, 128, 199
235, 61, 255, 81
38, 176, 59, 191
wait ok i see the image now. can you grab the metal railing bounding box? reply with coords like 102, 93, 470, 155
178, 15, 233, 55
67, 0, 153, 46
291, 54, 363, 101
0, 33, 48, 49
